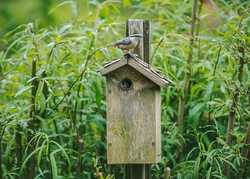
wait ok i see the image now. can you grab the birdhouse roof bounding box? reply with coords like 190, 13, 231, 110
99, 56, 171, 87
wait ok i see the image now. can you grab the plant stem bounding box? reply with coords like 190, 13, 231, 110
196, 0, 204, 60
225, 46, 245, 178
74, 38, 95, 176
0, 140, 2, 179
208, 46, 222, 121
0, 126, 7, 179
150, 37, 164, 63
226, 47, 245, 144
43, 43, 66, 135
27, 56, 39, 179
239, 121, 250, 178
51, 48, 101, 112
177, 0, 199, 133
15, 125, 22, 179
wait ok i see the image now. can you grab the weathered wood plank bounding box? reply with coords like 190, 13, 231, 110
106, 66, 160, 164
126, 19, 150, 63
126, 19, 144, 59
128, 59, 169, 87
100, 59, 126, 75
143, 21, 150, 63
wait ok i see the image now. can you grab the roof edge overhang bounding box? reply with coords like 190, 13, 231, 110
99, 58, 171, 87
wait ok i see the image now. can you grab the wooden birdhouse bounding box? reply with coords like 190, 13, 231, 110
100, 56, 170, 164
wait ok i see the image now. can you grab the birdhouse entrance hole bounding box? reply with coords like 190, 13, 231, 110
119, 78, 133, 91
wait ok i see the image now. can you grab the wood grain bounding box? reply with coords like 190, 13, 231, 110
106, 66, 161, 164
126, 19, 143, 59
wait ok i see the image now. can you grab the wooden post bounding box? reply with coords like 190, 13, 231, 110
126, 19, 150, 62
164, 167, 171, 179
125, 19, 151, 179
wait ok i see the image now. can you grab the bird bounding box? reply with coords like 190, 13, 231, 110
112, 34, 143, 58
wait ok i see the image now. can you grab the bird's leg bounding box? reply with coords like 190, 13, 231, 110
123, 50, 131, 59
124, 52, 140, 60
124, 54, 130, 59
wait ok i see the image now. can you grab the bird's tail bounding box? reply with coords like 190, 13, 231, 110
105, 43, 116, 48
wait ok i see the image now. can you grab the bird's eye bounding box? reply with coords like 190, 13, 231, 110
119, 78, 133, 91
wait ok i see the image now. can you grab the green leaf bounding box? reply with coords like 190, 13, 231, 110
50, 152, 58, 179
15, 86, 32, 97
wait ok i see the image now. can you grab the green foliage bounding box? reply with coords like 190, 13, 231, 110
0, 0, 250, 179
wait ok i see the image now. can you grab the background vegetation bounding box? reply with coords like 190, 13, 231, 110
0, 0, 249, 178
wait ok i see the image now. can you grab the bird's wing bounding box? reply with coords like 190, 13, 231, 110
114, 37, 132, 46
